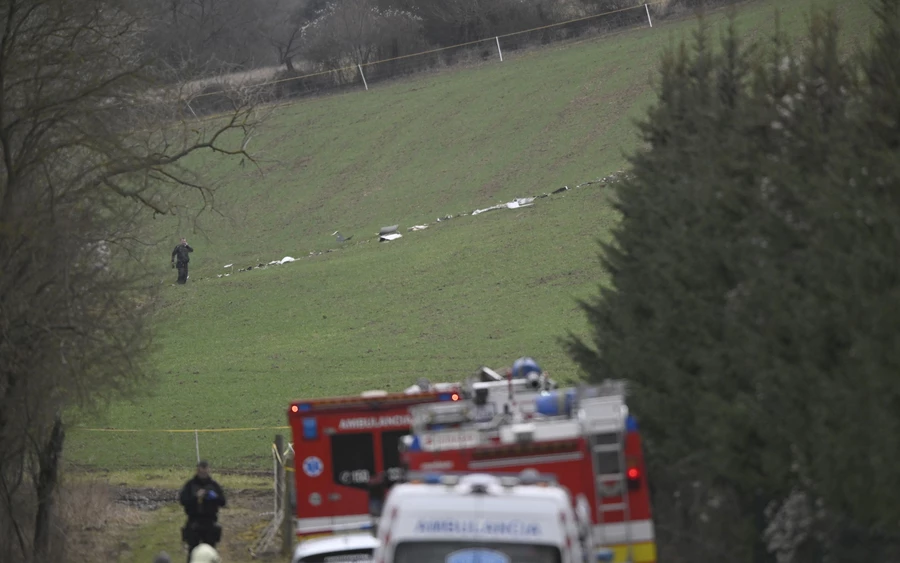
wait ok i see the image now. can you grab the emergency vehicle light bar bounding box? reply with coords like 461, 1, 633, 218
289, 389, 458, 414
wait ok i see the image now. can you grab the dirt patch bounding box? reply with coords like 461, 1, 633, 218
60, 481, 154, 562
63, 480, 281, 563
116, 487, 177, 511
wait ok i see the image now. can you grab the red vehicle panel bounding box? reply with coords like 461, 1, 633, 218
287, 390, 460, 537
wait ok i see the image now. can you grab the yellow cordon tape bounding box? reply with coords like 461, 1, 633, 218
74, 426, 291, 433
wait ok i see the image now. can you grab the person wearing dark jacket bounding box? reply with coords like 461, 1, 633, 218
171, 238, 194, 284
179, 461, 226, 563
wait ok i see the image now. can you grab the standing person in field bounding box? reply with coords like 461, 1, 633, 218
171, 237, 194, 284
179, 461, 226, 563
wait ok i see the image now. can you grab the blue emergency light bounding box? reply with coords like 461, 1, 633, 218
302, 417, 318, 440
625, 414, 638, 433
423, 473, 442, 484
407, 435, 422, 452
296, 403, 312, 412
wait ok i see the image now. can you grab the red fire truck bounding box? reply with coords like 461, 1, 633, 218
399, 376, 657, 563
287, 384, 463, 538
287, 363, 656, 563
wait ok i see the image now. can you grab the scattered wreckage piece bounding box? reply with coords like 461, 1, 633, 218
333, 231, 353, 243
379, 225, 402, 242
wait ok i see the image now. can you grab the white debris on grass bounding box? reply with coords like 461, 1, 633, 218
204, 171, 629, 282
472, 197, 535, 215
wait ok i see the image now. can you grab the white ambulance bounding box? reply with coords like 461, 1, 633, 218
372, 471, 591, 563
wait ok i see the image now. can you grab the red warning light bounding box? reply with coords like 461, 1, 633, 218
290, 405, 299, 413
451, 393, 460, 401
627, 467, 640, 480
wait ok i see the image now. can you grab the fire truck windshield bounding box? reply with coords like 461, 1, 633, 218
392, 542, 561, 563
329, 430, 408, 489
331, 432, 376, 488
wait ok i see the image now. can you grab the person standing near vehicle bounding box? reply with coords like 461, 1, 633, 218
179, 461, 226, 563
171, 237, 194, 284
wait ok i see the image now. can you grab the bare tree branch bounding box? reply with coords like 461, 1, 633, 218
0, 1, 262, 560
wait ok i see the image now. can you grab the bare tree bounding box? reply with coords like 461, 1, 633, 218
262, 0, 327, 72
0, 1, 260, 561
145, 0, 281, 74
302, 0, 424, 73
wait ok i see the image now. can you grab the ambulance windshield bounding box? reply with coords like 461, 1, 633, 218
393, 542, 561, 563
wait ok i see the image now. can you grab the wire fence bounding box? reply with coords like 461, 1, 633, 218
70, 425, 290, 469
251, 437, 295, 557
182, 2, 667, 118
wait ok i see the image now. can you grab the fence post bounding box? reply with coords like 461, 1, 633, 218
495, 37, 504, 62
358, 64, 369, 91
645, 4, 653, 28
194, 430, 200, 463
273, 436, 281, 517
282, 445, 294, 557
275, 434, 293, 557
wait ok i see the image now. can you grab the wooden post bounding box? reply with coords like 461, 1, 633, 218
276, 434, 294, 557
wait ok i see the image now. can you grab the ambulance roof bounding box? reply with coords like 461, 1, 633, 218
383, 475, 573, 544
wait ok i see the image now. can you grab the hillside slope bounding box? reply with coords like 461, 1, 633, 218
67, 0, 874, 470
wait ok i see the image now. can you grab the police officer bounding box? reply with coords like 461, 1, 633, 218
171, 237, 194, 284
179, 461, 226, 563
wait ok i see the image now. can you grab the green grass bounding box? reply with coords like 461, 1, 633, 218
67, 0, 875, 471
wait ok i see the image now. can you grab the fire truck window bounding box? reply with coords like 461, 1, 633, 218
381, 429, 409, 481
594, 452, 622, 475
591, 433, 622, 475
592, 432, 618, 446
330, 433, 375, 491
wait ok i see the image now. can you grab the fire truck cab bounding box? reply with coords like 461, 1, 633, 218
373, 471, 589, 563
287, 384, 463, 538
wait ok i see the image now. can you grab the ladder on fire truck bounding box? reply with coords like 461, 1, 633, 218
583, 381, 635, 562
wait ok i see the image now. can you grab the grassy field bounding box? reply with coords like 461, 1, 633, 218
66, 0, 874, 472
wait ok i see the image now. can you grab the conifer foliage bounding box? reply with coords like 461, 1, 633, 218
568, 2, 900, 560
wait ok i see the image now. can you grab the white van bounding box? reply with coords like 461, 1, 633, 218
372, 472, 589, 563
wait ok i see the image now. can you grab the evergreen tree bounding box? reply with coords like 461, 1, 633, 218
568, 2, 900, 560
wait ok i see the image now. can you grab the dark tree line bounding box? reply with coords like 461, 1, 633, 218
568, 1, 900, 561
140, 0, 742, 77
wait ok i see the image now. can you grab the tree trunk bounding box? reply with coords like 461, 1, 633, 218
33, 413, 65, 560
